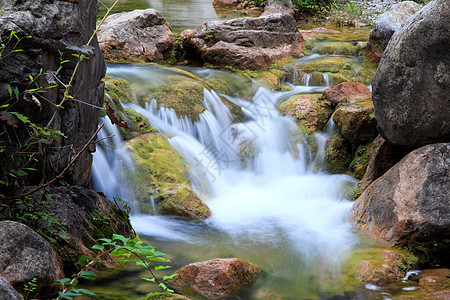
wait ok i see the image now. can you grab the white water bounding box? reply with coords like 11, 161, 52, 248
92, 69, 358, 297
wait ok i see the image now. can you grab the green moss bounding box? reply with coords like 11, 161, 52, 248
124, 134, 211, 219
316, 100, 334, 131
350, 185, 363, 200
144, 292, 175, 300
349, 143, 372, 180
325, 133, 352, 173
311, 41, 359, 56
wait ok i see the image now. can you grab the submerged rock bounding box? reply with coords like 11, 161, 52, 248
182, 13, 303, 70
364, 1, 421, 63
0, 221, 64, 297
350, 143, 450, 265
98, 9, 174, 62
344, 248, 415, 285
372, 0, 450, 147
124, 134, 211, 219
170, 258, 260, 299
212, 0, 238, 8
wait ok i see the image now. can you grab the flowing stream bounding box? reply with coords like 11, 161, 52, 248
90, 61, 366, 298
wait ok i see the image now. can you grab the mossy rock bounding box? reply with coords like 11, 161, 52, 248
283, 56, 377, 86
123, 133, 211, 219
349, 143, 372, 180
278, 93, 333, 132
324, 133, 352, 173
310, 41, 359, 56
144, 292, 191, 300
104, 76, 158, 140
342, 247, 418, 285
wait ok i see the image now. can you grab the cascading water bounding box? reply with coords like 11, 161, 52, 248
92, 65, 359, 298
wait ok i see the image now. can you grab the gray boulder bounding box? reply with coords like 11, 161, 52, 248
98, 9, 174, 62
364, 1, 421, 63
372, 0, 450, 148
0, 221, 64, 297
0, 0, 106, 187
0, 277, 20, 300
350, 143, 450, 265
182, 13, 303, 70
262, 0, 294, 16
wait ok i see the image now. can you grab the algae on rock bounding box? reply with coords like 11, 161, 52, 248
123, 134, 211, 219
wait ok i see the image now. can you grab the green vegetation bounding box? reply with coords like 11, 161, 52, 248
56, 234, 177, 299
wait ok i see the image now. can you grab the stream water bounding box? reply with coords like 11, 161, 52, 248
87, 2, 394, 299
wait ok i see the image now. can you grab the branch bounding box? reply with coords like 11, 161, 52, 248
0, 123, 104, 201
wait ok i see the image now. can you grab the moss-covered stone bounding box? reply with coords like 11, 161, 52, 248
349, 143, 372, 180
343, 247, 418, 285
144, 292, 191, 300
124, 134, 211, 219
324, 133, 352, 173
310, 41, 359, 56
282, 56, 377, 86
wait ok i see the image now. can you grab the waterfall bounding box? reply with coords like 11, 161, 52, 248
91, 67, 358, 297
323, 73, 331, 86
301, 73, 311, 86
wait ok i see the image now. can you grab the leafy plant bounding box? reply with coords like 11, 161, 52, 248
56, 234, 177, 299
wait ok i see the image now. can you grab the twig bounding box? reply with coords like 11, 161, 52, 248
0, 123, 104, 201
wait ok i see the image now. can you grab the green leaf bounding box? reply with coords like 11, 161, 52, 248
15, 169, 28, 176
79, 270, 96, 281
92, 244, 104, 251
75, 288, 96, 296
1, 104, 9, 108
155, 265, 171, 271
112, 233, 130, 245
7, 85, 12, 97
142, 277, 155, 283
56, 278, 71, 285
163, 273, 178, 281
146, 256, 170, 262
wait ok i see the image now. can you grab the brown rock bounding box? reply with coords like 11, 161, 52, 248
98, 9, 174, 62
171, 258, 260, 299
349, 143, 450, 265
322, 82, 372, 105
279, 94, 321, 132
432, 290, 450, 299
364, 1, 421, 63
212, 0, 238, 8
245, 7, 264, 17
355, 250, 407, 284
410, 268, 450, 291
0, 221, 64, 297
182, 13, 303, 70
360, 135, 408, 190
332, 99, 377, 144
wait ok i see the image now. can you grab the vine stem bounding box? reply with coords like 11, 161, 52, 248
56, 247, 114, 300
0, 123, 104, 201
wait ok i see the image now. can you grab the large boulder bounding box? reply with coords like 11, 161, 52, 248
98, 9, 175, 62
0, 0, 106, 189
212, 0, 238, 8
364, 1, 421, 63
170, 258, 260, 299
182, 13, 303, 70
349, 143, 450, 265
0, 186, 135, 276
0, 221, 64, 297
372, 0, 450, 147
0, 277, 21, 300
